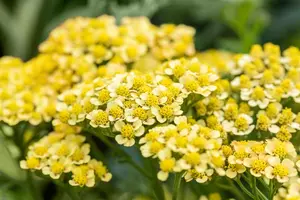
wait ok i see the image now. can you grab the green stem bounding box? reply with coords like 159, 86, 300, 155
27, 172, 41, 200
257, 189, 268, 200
252, 177, 258, 200
257, 178, 268, 189
90, 129, 152, 179
223, 178, 246, 200
172, 173, 182, 200
148, 159, 165, 200
54, 180, 81, 200
269, 179, 274, 200
235, 178, 254, 199
86, 135, 105, 160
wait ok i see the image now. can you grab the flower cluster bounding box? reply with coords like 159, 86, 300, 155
140, 116, 224, 182
0, 16, 195, 127
0, 54, 100, 126
20, 123, 111, 187
5, 13, 300, 198
274, 178, 300, 200
40, 15, 195, 64
55, 58, 219, 147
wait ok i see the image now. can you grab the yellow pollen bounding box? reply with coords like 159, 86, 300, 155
207, 97, 222, 112
234, 117, 249, 131
72, 149, 84, 161
222, 145, 233, 157
239, 75, 251, 89
273, 145, 287, 159
189, 169, 206, 179
133, 107, 147, 120
251, 86, 265, 100
71, 103, 82, 115
159, 105, 173, 119
185, 152, 201, 166
109, 105, 123, 119
191, 137, 206, 149
56, 144, 70, 157
251, 159, 267, 173
206, 115, 219, 128
73, 171, 88, 186
150, 141, 163, 154
116, 85, 130, 97
132, 77, 145, 89
173, 65, 185, 78
266, 103, 279, 119
145, 131, 159, 141
98, 89, 110, 103
224, 105, 238, 121
121, 124, 134, 139
26, 157, 40, 169
211, 156, 225, 167
280, 79, 292, 92
251, 144, 265, 154
58, 110, 70, 123
256, 114, 270, 131
94, 164, 107, 178
160, 158, 175, 172
197, 74, 210, 86
146, 94, 159, 106
94, 110, 109, 125
273, 164, 289, 177
234, 150, 248, 160
126, 46, 138, 59
276, 127, 292, 141
279, 108, 294, 125
63, 94, 76, 105
175, 136, 188, 148
164, 129, 178, 140
51, 162, 64, 174
184, 79, 199, 92
83, 100, 95, 113
34, 146, 48, 156
177, 122, 190, 131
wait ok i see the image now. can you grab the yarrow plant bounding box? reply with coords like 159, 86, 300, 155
1, 15, 300, 200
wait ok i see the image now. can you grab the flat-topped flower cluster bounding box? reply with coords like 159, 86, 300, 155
20, 122, 112, 187
0, 16, 195, 127
20, 43, 300, 193
1, 14, 300, 199
40, 15, 195, 63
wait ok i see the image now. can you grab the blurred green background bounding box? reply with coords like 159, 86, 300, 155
1, 0, 300, 61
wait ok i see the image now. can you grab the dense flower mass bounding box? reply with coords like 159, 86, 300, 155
1, 14, 300, 199
0, 16, 196, 126
39, 15, 195, 63
20, 123, 112, 187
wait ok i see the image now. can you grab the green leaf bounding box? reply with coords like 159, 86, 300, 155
0, 136, 25, 181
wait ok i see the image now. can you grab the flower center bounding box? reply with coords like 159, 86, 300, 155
160, 159, 175, 172
109, 105, 123, 119
234, 117, 249, 131
133, 107, 147, 120
146, 94, 159, 107
51, 162, 64, 174
251, 86, 265, 100
185, 152, 201, 166
116, 85, 130, 97
251, 160, 267, 173
26, 157, 40, 169
159, 105, 173, 119
121, 124, 134, 139
94, 111, 109, 125
98, 89, 110, 103
273, 164, 289, 177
